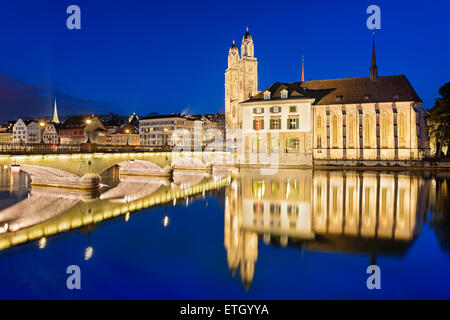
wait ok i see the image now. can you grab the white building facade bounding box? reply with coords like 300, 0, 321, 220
12, 119, 41, 144
240, 85, 314, 166
139, 114, 202, 150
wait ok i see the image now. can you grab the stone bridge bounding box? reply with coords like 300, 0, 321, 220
0, 151, 232, 189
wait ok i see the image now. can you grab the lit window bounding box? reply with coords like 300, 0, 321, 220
331, 115, 338, 148
288, 118, 298, 130
270, 118, 280, 130
255, 119, 262, 130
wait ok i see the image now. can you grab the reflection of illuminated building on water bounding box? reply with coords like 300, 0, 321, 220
224, 169, 428, 287
0, 172, 230, 251
224, 179, 258, 289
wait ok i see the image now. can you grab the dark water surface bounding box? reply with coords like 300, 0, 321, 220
0, 167, 449, 299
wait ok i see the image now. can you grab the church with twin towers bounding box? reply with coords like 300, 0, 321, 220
224, 28, 258, 129
225, 28, 429, 165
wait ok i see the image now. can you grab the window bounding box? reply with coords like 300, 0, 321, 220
316, 116, 322, 147
253, 107, 264, 114
288, 118, 298, 130
289, 106, 297, 112
347, 114, 355, 148
270, 118, 280, 130
281, 90, 288, 99
286, 138, 300, 152
364, 114, 372, 148
264, 91, 271, 100
253, 118, 264, 130
381, 112, 389, 148
270, 106, 281, 113
331, 115, 338, 148
398, 112, 406, 147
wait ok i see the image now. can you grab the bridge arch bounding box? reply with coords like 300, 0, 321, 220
19, 165, 100, 190
115, 159, 171, 177
172, 157, 211, 172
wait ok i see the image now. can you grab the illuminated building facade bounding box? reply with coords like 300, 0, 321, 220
225, 28, 258, 129
237, 33, 428, 166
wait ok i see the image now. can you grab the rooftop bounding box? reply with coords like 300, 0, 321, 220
242, 75, 422, 105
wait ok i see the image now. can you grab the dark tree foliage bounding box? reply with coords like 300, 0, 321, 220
426, 82, 450, 157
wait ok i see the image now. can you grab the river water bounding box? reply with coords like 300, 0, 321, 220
0, 167, 449, 299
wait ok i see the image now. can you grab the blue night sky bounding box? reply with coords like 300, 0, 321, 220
0, 0, 449, 122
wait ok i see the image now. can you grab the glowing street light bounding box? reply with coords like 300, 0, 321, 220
84, 246, 94, 260
163, 216, 169, 227
38, 237, 47, 249
85, 119, 92, 143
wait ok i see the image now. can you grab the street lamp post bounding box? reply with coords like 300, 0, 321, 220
125, 129, 130, 146
39, 121, 45, 145
164, 127, 168, 151
85, 119, 92, 143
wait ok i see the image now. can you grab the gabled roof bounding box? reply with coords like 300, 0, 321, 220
140, 113, 188, 120
242, 75, 422, 105
60, 115, 103, 129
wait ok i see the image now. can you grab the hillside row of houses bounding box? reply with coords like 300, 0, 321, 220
0, 103, 224, 148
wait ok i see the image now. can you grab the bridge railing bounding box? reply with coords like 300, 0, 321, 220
0, 143, 158, 154
0, 143, 232, 154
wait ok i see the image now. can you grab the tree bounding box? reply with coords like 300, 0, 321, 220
426, 82, 450, 158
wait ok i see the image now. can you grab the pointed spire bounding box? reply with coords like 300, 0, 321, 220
301, 55, 305, 82
246, 26, 249, 32
52, 99, 60, 123
370, 31, 378, 80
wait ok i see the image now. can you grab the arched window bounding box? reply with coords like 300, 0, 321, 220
331, 115, 338, 148
398, 112, 406, 147
347, 114, 355, 148
381, 112, 389, 148
364, 114, 372, 148
316, 115, 322, 147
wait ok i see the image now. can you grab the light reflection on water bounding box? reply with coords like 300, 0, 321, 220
0, 167, 449, 299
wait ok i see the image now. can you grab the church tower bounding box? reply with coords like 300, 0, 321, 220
52, 99, 60, 123
225, 28, 258, 129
